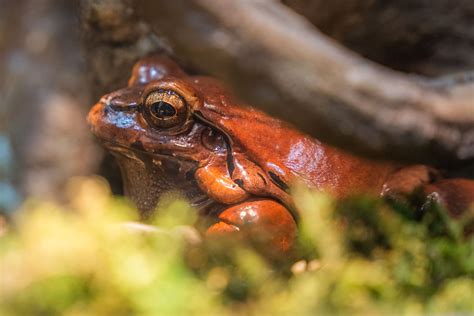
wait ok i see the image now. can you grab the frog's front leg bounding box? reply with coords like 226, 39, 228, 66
206, 199, 297, 257
195, 154, 297, 256
195, 154, 250, 204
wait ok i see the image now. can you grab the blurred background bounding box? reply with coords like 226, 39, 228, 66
0, 1, 99, 214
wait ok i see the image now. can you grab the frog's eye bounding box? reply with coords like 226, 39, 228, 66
143, 90, 189, 128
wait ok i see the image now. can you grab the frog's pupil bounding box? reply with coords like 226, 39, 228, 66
151, 101, 176, 117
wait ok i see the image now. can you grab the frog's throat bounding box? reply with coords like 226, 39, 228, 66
112, 151, 209, 217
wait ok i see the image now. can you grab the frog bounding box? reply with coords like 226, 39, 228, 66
88, 54, 474, 256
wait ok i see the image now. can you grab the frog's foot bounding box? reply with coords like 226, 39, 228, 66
381, 165, 441, 202
382, 166, 474, 229
421, 179, 474, 219
206, 199, 297, 258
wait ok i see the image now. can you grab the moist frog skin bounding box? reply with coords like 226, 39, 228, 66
88, 55, 474, 256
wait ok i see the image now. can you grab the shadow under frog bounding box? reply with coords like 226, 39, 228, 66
88, 55, 474, 257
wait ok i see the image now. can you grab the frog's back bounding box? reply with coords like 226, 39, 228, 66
189, 76, 396, 197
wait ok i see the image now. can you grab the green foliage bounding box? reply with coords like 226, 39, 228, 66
0, 178, 472, 315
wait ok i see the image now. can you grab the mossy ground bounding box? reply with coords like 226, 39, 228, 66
0, 177, 472, 315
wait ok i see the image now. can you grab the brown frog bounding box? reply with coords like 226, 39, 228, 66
88, 55, 474, 256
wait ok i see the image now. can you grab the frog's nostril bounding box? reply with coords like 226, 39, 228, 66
100, 87, 141, 111
102, 95, 136, 112
99, 94, 113, 106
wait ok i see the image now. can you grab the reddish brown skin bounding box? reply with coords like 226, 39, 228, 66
88, 55, 474, 256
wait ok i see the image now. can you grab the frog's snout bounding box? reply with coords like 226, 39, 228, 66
86, 101, 104, 132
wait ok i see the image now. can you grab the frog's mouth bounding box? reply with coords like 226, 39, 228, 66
101, 141, 171, 161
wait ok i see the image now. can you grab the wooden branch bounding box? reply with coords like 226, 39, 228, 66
283, 0, 474, 76
137, 0, 474, 166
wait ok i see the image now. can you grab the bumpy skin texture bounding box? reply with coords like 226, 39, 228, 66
88, 55, 474, 256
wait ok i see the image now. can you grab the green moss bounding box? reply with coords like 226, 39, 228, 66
0, 177, 472, 315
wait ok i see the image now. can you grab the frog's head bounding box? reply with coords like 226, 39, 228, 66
87, 55, 228, 213
88, 55, 227, 163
